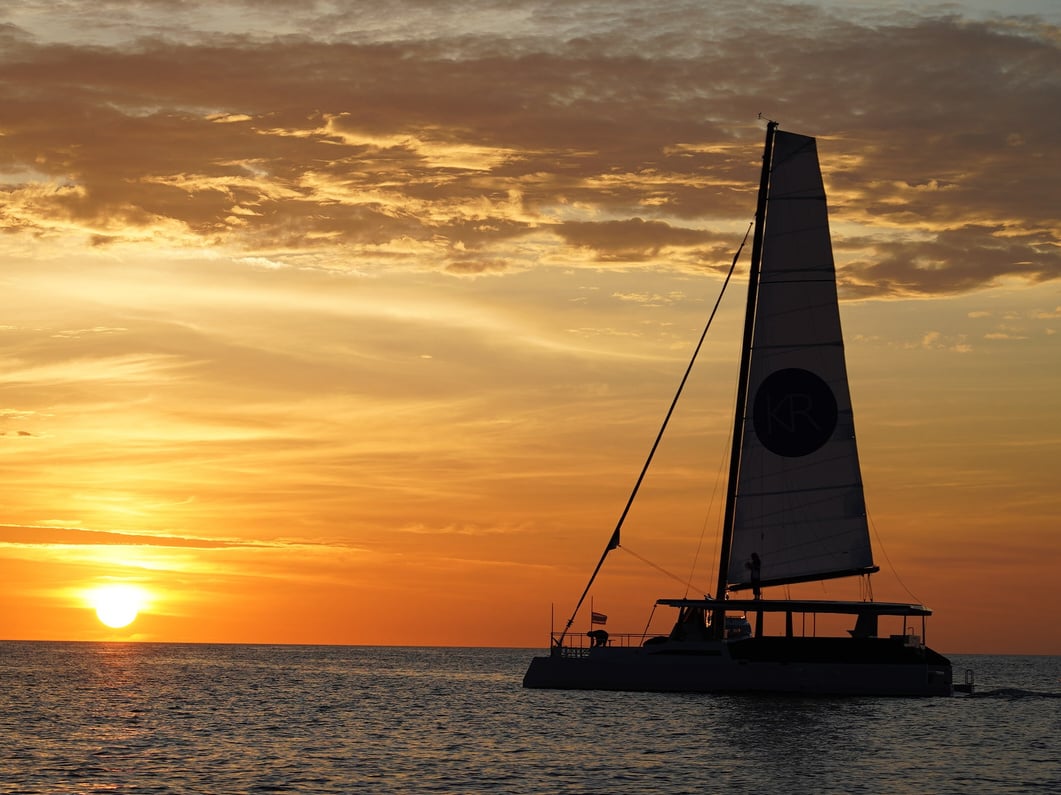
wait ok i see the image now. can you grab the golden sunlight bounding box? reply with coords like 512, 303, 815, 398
88, 584, 148, 629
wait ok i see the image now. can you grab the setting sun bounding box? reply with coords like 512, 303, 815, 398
88, 585, 148, 629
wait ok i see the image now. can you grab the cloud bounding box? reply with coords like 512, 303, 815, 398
556, 218, 714, 262
843, 224, 1061, 297
0, 524, 258, 549
913, 329, 973, 352
0, 2, 1055, 295
444, 258, 511, 275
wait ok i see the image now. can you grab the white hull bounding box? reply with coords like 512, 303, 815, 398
524, 638, 953, 697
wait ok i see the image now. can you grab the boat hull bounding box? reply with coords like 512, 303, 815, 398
523, 638, 953, 697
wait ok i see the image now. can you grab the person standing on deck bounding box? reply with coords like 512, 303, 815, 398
747, 553, 762, 599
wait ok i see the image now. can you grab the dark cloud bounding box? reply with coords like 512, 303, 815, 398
0, 2, 1057, 294
843, 224, 1061, 297
556, 217, 714, 262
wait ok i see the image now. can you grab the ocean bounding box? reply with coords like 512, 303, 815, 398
1, 643, 1057, 794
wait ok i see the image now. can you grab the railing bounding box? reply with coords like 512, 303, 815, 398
551, 632, 660, 657
954, 668, 975, 694
890, 633, 923, 648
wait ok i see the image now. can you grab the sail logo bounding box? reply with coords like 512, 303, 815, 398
752, 367, 837, 457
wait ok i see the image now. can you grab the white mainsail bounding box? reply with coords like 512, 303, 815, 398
726, 131, 876, 591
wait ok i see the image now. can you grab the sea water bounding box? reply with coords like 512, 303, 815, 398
0, 643, 1057, 794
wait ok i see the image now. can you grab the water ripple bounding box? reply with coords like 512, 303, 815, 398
0, 644, 1058, 794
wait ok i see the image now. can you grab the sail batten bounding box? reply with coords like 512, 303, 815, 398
764, 276, 835, 281
726, 130, 874, 592
738, 482, 867, 499
751, 342, 844, 352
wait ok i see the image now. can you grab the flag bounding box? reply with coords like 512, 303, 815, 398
591, 611, 607, 625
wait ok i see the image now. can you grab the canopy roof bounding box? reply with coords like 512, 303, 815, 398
657, 598, 932, 617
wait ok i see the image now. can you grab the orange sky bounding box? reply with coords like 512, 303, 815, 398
1, 0, 1058, 655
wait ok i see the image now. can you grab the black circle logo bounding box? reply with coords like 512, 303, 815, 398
752, 368, 838, 457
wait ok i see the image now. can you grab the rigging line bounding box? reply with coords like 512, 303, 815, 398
683, 432, 731, 599
710, 330, 746, 593
682, 513, 710, 600
555, 222, 753, 645
640, 602, 659, 642
621, 545, 707, 594
867, 509, 922, 604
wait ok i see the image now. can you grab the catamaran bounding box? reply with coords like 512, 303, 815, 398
523, 123, 954, 696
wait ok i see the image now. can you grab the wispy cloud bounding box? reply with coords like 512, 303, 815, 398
0, 524, 261, 549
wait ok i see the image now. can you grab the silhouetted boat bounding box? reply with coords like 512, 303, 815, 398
523, 123, 954, 696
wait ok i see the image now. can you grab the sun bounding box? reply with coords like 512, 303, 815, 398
89, 584, 148, 629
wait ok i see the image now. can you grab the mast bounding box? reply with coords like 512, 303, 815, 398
712, 120, 777, 635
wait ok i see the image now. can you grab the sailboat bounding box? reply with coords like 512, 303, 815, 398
523, 123, 954, 696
